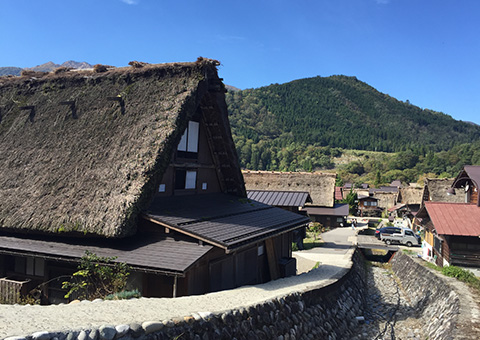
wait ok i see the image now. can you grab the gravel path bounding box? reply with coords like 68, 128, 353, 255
0, 248, 355, 338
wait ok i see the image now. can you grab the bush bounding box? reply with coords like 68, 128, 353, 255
62, 251, 130, 300
105, 289, 141, 300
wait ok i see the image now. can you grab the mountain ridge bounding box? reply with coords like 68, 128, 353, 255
0, 61, 93, 76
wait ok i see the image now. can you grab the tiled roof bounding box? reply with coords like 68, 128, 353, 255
0, 232, 212, 275
146, 193, 310, 251
424, 202, 480, 236
247, 190, 312, 207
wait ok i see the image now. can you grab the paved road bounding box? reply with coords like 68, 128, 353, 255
293, 227, 357, 274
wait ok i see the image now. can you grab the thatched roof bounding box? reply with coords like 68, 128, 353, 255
398, 187, 423, 205
374, 191, 398, 210
242, 170, 336, 207
423, 178, 464, 203
0, 59, 244, 238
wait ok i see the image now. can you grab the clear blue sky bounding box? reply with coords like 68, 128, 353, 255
1, 0, 479, 124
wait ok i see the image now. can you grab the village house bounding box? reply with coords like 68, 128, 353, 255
242, 171, 348, 228
389, 185, 423, 220
0, 60, 310, 303
416, 166, 480, 267
357, 195, 381, 217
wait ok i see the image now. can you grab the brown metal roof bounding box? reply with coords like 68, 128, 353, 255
302, 203, 349, 217
424, 202, 480, 236
464, 165, 480, 188
0, 232, 212, 275
246, 190, 312, 207
145, 193, 310, 251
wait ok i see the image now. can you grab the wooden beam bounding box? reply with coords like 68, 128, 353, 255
265, 238, 279, 280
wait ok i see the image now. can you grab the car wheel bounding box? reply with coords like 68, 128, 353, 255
385, 240, 391, 245
406, 241, 412, 247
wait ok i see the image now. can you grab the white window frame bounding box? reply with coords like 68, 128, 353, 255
177, 121, 199, 153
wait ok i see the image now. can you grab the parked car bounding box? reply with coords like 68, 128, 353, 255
380, 228, 421, 247
374, 226, 401, 239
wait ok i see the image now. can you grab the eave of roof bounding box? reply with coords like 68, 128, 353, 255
144, 193, 310, 252
0, 232, 212, 275
302, 203, 349, 217
424, 202, 480, 236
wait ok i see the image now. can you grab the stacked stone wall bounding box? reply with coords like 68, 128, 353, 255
391, 253, 460, 340
6, 251, 367, 340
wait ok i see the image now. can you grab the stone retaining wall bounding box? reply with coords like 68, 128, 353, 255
6, 251, 367, 340
391, 253, 460, 340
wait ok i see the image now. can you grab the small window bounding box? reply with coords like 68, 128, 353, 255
258, 244, 264, 256
185, 171, 197, 189
14, 257, 44, 277
202, 182, 207, 190
175, 169, 197, 190
158, 184, 166, 192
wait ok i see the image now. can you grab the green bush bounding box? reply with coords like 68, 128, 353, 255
105, 289, 141, 300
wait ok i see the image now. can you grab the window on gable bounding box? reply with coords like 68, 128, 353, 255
177, 121, 199, 159
175, 169, 197, 190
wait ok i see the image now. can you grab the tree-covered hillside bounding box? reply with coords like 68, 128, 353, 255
225, 75, 480, 180
226, 75, 480, 153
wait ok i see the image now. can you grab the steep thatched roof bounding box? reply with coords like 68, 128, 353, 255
423, 178, 464, 203
398, 187, 423, 205
242, 170, 336, 207
374, 191, 398, 210
0, 59, 244, 238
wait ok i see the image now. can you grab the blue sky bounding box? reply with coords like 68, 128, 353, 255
1, 0, 479, 124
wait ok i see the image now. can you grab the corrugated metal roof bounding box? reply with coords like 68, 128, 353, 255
303, 203, 349, 217
246, 190, 312, 207
335, 187, 343, 200
0, 232, 212, 275
146, 193, 310, 251
424, 202, 480, 236
388, 203, 406, 212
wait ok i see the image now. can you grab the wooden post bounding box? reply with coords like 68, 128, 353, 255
172, 276, 177, 298
265, 238, 279, 280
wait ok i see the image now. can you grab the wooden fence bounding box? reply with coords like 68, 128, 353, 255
0, 277, 31, 304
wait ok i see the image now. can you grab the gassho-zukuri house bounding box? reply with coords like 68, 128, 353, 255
0, 59, 310, 303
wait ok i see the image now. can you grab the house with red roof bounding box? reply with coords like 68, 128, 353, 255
416, 166, 480, 267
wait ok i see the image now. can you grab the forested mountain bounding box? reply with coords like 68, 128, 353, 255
227, 75, 480, 152
225, 75, 480, 182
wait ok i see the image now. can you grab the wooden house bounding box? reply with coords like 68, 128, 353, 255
0, 60, 309, 303
357, 195, 381, 217
416, 166, 480, 267
416, 202, 480, 267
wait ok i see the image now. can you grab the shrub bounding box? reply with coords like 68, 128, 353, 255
105, 289, 141, 300
62, 251, 130, 300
